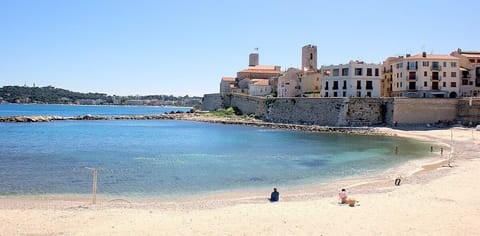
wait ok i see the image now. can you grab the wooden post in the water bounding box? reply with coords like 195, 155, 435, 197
86, 167, 98, 204
395, 146, 398, 155
440, 147, 443, 156
430, 146, 433, 152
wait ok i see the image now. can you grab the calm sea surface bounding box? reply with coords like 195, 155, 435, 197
0, 104, 431, 198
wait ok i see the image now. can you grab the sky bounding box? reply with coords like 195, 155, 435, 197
1, 0, 478, 96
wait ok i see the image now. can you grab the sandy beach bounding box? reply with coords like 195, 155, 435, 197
1, 126, 479, 235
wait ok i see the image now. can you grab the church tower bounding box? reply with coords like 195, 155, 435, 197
302, 44, 317, 71
249, 53, 259, 66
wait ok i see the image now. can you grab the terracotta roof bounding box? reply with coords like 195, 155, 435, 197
250, 79, 270, 86
221, 77, 235, 82
407, 53, 458, 60
238, 65, 281, 74
461, 53, 480, 58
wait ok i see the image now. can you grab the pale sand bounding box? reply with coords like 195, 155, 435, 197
1, 127, 480, 235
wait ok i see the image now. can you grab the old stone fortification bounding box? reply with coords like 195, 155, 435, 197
201, 93, 479, 126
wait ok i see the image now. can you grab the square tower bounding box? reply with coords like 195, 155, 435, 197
302, 44, 317, 71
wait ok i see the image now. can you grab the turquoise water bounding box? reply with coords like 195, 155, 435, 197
0, 104, 431, 198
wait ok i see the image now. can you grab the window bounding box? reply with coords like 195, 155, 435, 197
400, 82, 403, 87
396, 82, 399, 88
355, 68, 363, 76
451, 82, 456, 87
400, 72, 402, 78
325, 81, 329, 90
396, 73, 399, 78
310, 53, 313, 60
451, 72, 457, 77
343, 80, 347, 89
432, 61, 440, 70
366, 92, 371, 97
342, 92, 346, 97
333, 69, 340, 76
443, 72, 446, 77
325, 92, 329, 97
443, 82, 446, 87
451, 62, 457, 67
422, 61, 429, 67
333, 81, 339, 90
367, 68, 372, 76
396, 63, 403, 68
477, 59, 480, 63
375, 68, 379, 76
342, 68, 349, 76
333, 92, 338, 97
443, 62, 447, 67
469, 59, 475, 63
424, 71, 427, 77
357, 91, 361, 97
424, 81, 427, 87
366, 81, 373, 90
356, 80, 362, 89
408, 62, 417, 70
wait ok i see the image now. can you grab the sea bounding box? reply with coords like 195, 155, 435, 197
0, 104, 432, 198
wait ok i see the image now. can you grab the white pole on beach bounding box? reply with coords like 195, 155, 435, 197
85, 167, 98, 204
448, 129, 454, 167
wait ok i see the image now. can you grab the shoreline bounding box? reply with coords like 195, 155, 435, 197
1, 117, 479, 234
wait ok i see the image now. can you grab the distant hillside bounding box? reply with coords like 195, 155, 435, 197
0, 86, 201, 106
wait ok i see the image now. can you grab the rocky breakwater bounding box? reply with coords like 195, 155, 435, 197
0, 112, 387, 136
0, 115, 66, 122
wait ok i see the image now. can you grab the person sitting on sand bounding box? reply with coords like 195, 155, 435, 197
270, 188, 279, 202
339, 189, 347, 204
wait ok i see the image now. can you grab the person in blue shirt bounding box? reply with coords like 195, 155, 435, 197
269, 188, 279, 202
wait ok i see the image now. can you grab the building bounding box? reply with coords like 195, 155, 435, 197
225, 52, 281, 95
320, 61, 382, 98
249, 79, 272, 96
382, 57, 397, 97
388, 52, 460, 98
450, 48, 480, 97
299, 70, 321, 97
277, 68, 302, 97
220, 77, 236, 93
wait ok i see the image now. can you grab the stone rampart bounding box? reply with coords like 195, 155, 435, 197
457, 98, 480, 124
201, 93, 479, 126
391, 98, 457, 124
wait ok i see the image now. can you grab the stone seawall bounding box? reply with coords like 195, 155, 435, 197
201, 93, 478, 126
457, 98, 480, 124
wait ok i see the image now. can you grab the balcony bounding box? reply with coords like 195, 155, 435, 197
431, 65, 442, 71
407, 65, 418, 71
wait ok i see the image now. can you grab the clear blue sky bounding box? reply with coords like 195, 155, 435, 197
1, 0, 478, 96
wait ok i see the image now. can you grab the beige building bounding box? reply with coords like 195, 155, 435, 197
320, 61, 382, 98
389, 52, 460, 98
450, 48, 480, 97
220, 77, 235, 93
219, 52, 281, 95
277, 68, 302, 97
249, 79, 272, 96
299, 70, 321, 97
